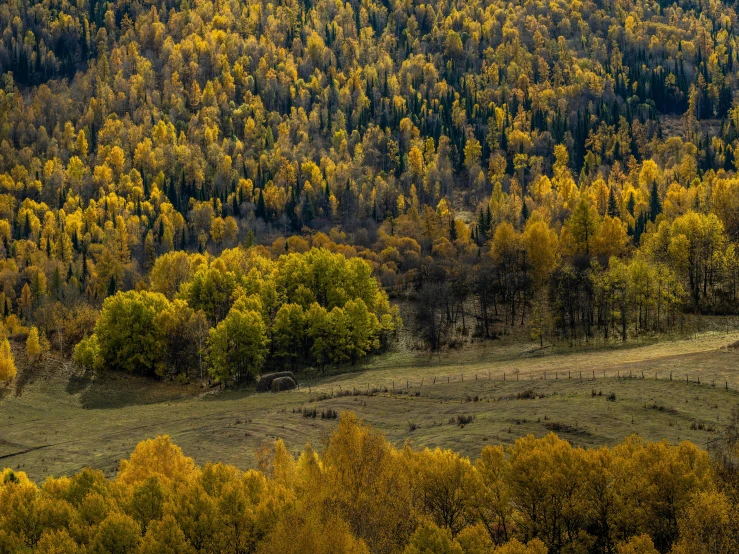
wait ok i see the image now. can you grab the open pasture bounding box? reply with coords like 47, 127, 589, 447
2, 330, 739, 482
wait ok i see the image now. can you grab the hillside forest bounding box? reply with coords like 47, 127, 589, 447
3, 0, 739, 381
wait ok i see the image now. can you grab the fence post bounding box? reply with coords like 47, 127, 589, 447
568, 371, 571, 379
670, 372, 672, 381
726, 381, 729, 390
503, 372, 506, 381
544, 371, 547, 380
421, 378, 424, 386
433, 376, 436, 384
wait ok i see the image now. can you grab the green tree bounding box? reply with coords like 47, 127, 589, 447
306, 303, 331, 371
179, 263, 238, 325
272, 303, 306, 369
207, 308, 268, 384
94, 291, 170, 377
73, 335, 102, 372
343, 299, 380, 364
154, 300, 208, 378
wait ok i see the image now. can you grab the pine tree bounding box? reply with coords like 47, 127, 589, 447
607, 188, 620, 217
256, 189, 267, 220
81, 252, 88, 283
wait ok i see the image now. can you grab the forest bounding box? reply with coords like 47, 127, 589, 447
2, 0, 739, 378
2, 412, 739, 554
6, 0, 739, 550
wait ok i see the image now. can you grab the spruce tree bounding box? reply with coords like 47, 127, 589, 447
607, 188, 620, 217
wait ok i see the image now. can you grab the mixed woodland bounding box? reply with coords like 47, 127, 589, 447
2, 0, 739, 381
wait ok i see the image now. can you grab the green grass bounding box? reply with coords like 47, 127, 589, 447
2, 329, 739, 483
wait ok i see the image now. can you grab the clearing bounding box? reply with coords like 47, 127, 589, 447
2, 329, 739, 483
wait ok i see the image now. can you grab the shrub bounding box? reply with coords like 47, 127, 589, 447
72, 335, 102, 372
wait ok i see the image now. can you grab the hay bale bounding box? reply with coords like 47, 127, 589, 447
271, 376, 297, 392
256, 371, 296, 392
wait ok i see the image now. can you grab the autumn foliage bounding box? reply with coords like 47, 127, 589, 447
0, 0, 738, 376
74, 247, 399, 382
1, 414, 738, 553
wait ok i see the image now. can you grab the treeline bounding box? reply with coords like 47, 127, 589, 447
73, 247, 399, 383
397, 199, 729, 348
2, 413, 739, 553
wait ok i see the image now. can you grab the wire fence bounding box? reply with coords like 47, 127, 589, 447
295, 369, 734, 397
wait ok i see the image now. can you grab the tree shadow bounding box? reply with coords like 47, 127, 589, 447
66, 372, 93, 395
68, 371, 199, 410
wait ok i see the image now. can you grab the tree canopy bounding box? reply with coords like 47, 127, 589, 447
0, 414, 738, 553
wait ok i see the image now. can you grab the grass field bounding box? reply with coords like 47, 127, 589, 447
2, 329, 739, 483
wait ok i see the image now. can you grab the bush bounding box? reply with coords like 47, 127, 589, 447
73, 335, 101, 372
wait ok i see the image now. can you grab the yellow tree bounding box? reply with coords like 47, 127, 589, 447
522, 219, 559, 284
671, 491, 737, 554
410, 448, 472, 535
563, 199, 600, 257
403, 523, 463, 554
0, 337, 16, 382
465, 445, 513, 544
616, 535, 659, 554
321, 413, 417, 552
138, 515, 196, 554
26, 326, 42, 361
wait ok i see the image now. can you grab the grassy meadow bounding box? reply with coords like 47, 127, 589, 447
2, 328, 739, 483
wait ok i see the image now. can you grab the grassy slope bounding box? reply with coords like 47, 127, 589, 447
2, 329, 739, 483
